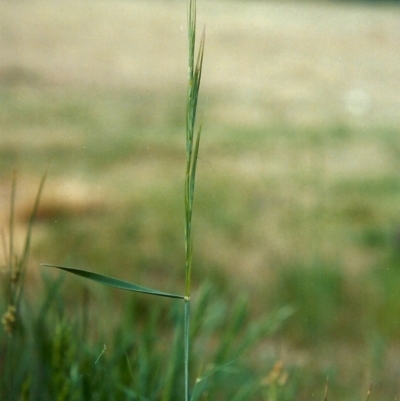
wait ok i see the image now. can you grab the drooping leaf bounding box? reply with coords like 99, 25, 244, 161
41, 264, 184, 299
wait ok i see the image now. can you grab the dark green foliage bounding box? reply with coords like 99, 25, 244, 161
0, 279, 291, 401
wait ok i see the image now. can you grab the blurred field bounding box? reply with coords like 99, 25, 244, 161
1, 0, 400, 398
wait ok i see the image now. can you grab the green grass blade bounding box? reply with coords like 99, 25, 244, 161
41, 264, 184, 299
15, 173, 47, 308
8, 171, 16, 278
20, 172, 47, 268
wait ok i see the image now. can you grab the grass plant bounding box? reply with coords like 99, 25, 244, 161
37, 0, 255, 399
0, 172, 46, 400
0, 2, 290, 398
2, 0, 400, 399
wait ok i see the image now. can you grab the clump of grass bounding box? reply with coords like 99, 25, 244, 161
0, 171, 291, 400
1, 172, 46, 336
0, 172, 46, 400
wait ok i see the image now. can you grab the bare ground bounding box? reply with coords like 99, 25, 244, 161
1, 0, 400, 128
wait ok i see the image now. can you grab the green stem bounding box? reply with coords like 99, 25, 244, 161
184, 0, 204, 399
184, 298, 190, 401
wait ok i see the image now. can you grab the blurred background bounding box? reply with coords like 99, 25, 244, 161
1, 0, 400, 398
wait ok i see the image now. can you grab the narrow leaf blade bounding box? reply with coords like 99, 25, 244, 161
41, 264, 184, 299
21, 172, 47, 266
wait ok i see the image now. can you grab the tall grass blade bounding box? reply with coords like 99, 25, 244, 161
20, 173, 47, 269
41, 264, 184, 299
15, 173, 47, 308
8, 171, 16, 298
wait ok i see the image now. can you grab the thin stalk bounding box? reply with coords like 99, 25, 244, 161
184, 298, 190, 401
3, 172, 17, 401
184, 0, 205, 400
15, 172, 46, 308
8, 171, 16, 302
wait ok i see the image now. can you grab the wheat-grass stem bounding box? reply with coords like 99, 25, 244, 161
184, 0, 205, 400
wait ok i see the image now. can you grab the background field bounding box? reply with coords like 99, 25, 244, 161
1, 0, 400, 399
